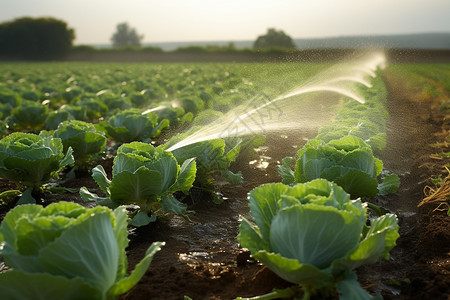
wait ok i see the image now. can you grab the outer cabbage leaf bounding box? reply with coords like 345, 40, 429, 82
0, 202, 164, 299
247, 182, 289, 242
170, 158, 197, 194
91, 165, 111, 195
270, 204, 363, 269
37, 212, 119, 292
277, 156, 295, 185
321, 167, 379, 198
377, 173, 400, 196
337, 271, 382, 300
334, 213, 400, 271
108, 241, 165, 297
112, 207, 129, 281
160, 195, 188, 215
0, 271, 101, 300
238, 217, 270, 253
109, 167, 163, 208
253, 250, 334, 289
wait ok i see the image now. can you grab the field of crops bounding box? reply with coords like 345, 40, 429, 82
0, 56, 448, 300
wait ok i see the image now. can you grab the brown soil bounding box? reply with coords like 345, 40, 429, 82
0, 71, 449, 299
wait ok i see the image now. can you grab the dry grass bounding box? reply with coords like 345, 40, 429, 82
420, 167, 450, 210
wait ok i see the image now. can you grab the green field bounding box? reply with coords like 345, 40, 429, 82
0, 59, 449, 300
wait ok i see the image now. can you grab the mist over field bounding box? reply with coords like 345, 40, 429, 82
96, 33, 450, 51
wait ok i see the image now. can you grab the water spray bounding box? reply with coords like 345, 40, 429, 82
166, 52, 386, 152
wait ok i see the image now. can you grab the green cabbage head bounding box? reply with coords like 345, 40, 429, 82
238, 179, 399, 299
81, 141, 196, 226
54, 120, 107, 168
279, 135, 399, 198
0, 201, 164, 300
0, 132, 74, 193
100, 108, 169, 143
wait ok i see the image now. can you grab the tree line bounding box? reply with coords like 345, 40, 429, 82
0, 17, 75, 60
0, 17, 296, 60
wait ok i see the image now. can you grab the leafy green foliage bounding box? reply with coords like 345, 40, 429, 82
147, 105, 192, 126
7, 100, 49, 132
294, 136, 381, 196
100, 109, 169, 144
178, 94, 205, 114
279, 136, 399, 198
45, 108, 77, 130
75, 98, 109, 121
0, 201, 164, 299
277, 156, 295, 185
238, 179, 399, 299
166, 131, 243, 188
0, 132, 74, 194
54, 120, 106, 169
81, 142, 196, 226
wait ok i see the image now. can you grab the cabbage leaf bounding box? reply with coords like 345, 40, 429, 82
0, 202, 164, 299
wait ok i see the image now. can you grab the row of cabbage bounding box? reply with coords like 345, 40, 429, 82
237, 70, 400, 299
0, 63, 327, 136
0, 63, 257, 136
0, 63, 323, 202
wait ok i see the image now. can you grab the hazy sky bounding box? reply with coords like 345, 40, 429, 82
1, 0, 449, 45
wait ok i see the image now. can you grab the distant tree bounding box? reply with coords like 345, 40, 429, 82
253, 28, 296, 49
0, 17, 75, 60
111, 23, 143, 48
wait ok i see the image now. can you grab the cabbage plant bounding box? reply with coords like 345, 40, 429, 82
279, 135, 399, 198
166, 128, 243, 189
100, 108, 169, 144
81, 142, 196, 226
54, 120, 107, 170
45, 105, 88, 130
7, 100, 49, 132
0, 132, 74, 202
238, 179, 399, 299
0, 201, 164, 299
151, 105, 193, 126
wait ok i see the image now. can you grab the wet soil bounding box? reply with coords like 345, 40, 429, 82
0, 71, 449, 299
